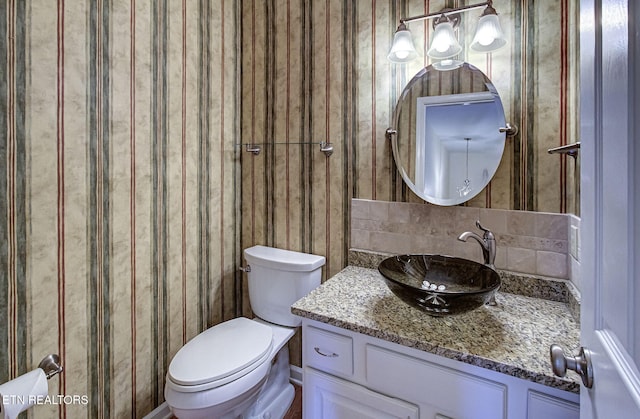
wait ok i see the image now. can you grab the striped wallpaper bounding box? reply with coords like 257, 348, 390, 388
1, 1, 239, 418
240, 0, 579, 365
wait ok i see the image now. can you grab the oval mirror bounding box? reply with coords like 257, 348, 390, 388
390, 62, 507, 206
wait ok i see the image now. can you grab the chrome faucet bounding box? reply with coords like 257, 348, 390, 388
458, 221, 498, 305
458, 220, 496, 268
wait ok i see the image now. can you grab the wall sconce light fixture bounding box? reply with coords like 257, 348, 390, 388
470, 3, 506, 52
387, 22, 419, 63
388, 0, 506, 64
427, 14, 462, 59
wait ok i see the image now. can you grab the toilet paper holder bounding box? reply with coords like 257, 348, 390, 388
37, 354, 62, 379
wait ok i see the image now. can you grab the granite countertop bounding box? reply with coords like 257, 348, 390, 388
291, 265, 581, 393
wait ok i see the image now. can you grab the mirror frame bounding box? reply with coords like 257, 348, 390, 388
389, 62, 512, 206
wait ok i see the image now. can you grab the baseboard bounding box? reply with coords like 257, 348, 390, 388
289, 364, 303, 387
144, 365, 302, 418
143, 402, 172, 419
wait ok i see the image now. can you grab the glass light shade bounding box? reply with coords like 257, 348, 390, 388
388, 27, 418, 63
470, 14, 506, 52
427, 21, 462, 59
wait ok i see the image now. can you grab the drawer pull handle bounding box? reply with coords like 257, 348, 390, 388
314, 347, 339, 358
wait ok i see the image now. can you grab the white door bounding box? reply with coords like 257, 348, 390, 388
577, 0, 640, 417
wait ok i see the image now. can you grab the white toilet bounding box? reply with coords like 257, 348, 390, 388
165, 245, 325, 419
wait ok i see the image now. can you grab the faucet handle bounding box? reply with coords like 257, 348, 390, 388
475, 220, 495, 239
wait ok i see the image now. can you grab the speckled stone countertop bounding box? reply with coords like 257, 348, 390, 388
291, 265, 581, 394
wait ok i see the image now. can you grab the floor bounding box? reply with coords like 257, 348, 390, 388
283, 384, 302, 419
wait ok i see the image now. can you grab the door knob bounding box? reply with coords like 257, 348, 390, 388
550, 344, 594, 388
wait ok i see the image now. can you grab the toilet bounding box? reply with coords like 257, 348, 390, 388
164, 245, 325, 419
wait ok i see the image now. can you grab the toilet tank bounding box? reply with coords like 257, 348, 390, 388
244, 245, 325, 327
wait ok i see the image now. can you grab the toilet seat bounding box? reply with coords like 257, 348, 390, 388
167, 317, 273, 392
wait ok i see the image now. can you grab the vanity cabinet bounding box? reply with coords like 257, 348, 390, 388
301, 319, 579, 419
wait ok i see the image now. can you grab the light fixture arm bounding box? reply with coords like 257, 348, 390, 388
401, 1, 492, 25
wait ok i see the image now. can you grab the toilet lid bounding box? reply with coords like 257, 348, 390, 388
168, 317, 273, 386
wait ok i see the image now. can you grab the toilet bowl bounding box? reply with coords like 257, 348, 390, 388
165, 317, 295, 419
164, 246, 325, 419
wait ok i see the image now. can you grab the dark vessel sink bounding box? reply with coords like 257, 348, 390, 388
378, 254, 500, 316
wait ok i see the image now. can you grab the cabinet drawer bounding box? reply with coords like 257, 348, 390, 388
304, 326, 353, 376
366, 344, 507, 419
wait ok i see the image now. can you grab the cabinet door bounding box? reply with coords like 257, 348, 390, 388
527, 391, 579, 419
365, 345, 507, 419
304, 368, 419, 419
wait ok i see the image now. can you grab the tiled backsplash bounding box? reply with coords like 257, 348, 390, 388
351, 199, 573, 280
